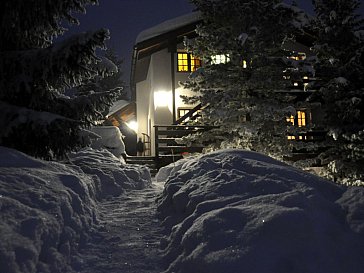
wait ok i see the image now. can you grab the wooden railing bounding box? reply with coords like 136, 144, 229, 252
154, 124, 216, 160
173, 103, 203, 125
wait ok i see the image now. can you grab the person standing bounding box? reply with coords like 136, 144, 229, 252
136, 137, 144, 156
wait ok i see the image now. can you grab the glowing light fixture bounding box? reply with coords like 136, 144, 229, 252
126, 120, 138, 132
154, 90, 172, 112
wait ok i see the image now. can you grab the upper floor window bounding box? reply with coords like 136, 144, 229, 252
177, 52, 202, 72
287, 110, 311, 140
287, 110, 307, 127
211, 54, 230, 64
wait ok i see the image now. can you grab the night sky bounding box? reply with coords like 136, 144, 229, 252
65, 0, 363, 87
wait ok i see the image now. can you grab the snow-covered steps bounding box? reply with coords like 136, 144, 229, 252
126, 156, 158, 175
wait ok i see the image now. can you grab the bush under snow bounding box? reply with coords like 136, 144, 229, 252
0, 146, 151, 273
157, 149, 364, 273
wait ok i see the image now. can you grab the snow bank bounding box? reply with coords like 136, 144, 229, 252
0, 146, 152, 273
156, 149, 364, 273
68, 148, 151, 198
0, 146, 98, 273
89, 126, 126, 159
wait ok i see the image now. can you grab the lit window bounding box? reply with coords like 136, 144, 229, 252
242, 60, 247, 68
287, 110, 307, 140
177, 53, 189, 72
289, 52, 306, 61
211, 54, 230, 64
178, 108, 192, 119
297, 111, 306, 127
177, 52, 202, 72
287, 115, 295, 125
191, 55, 202, 72
303, 83, 309, 91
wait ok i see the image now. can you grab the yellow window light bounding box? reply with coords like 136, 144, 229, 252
177, 53, 189, 72
191, 55, 202, 71
297, 111, 306, 127
287, 115, 295, 125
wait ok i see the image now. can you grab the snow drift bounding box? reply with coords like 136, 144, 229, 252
156, 149, 364, 273
68, 148, 151, 198
0, 146, 151, 273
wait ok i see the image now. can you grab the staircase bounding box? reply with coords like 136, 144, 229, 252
126, 104, 216, 174
154, 124, 216, 169
125, 156, 158, 176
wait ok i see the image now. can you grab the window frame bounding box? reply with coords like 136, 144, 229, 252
177, 52, 202, 72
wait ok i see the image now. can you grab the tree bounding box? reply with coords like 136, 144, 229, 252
78, 47, 125, 100
0, 0, 121, 159
309, 0, 364, 184
182, 0, 311, 160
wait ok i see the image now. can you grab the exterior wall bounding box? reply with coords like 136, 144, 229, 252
135, 43, 199, 155
136, 80, 151, 139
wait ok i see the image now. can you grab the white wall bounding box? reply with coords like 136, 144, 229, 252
136, 44, 199, 155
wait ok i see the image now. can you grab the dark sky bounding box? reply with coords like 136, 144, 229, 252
65, 0, 362, 87
65, 0, 196, 87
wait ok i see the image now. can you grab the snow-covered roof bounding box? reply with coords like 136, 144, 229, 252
136, 12, 201, 44
107, 99, 131, 116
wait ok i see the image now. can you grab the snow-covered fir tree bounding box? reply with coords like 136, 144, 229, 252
309, 0, 364, 184
182, 0, 311, 160
78, 48, 125, 100
0, 0, 121, 159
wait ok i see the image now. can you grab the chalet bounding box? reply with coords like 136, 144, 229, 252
130, 12, 204, 164
129, 12, 323, 168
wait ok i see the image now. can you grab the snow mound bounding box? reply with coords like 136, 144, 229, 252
69, 148, 151, 198
89, 126, 126, 159
0, 147, 98, 273
156, 149, 364, 273
0, 146, 152, 273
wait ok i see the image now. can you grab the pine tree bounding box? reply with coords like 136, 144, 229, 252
78, 48, 125, 99
310, 0, 364, 184
182, 0, 311, 159
0, 0, 121, 159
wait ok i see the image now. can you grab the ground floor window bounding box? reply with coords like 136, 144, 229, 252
178, 107, 193, 119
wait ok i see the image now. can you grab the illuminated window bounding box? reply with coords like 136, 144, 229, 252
242, 60, 247, 68
177, 53, 189, 72
287, 111, 306, 127
287, 110, 309, 140
191, 55, 202, 72
211, 54, 230, 64
297, 111, 306, 127
177, 108, 191, 119
287, 115, 295, 125
177, 52, 201, 72
289, 52, 306, 61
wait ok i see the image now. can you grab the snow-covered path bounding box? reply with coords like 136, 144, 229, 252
78, 182, 164, 273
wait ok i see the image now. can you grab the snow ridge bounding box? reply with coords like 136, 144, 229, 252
156, 149, 364, 273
